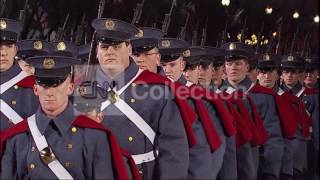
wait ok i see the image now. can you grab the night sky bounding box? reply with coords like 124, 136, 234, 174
1, 0, 319, 55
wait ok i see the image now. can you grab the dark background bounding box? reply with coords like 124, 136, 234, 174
1, 0, 319, 56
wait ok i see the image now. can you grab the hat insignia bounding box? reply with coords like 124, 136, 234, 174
135, 29, 144, 38
287, 55, 294, 62
57, 42, 66, 51
33, 41, 43, 50
229, 43, 236, 50
105, 19, 115, 30
183, 50, 191, 57
0, 20, 7, 30
43, 58, 55, 69
162, 40, 170, 48
263, 54, 270, 61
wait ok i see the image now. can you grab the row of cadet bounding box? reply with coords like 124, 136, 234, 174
0, 17, 319, 180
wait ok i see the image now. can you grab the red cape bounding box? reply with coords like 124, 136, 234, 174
222, 96, 253, 147
249, 84, 298, 139
0, 115, 141, 180
134, 71, 197, 147
304, 87, 320, 95
281, 91, 312, 139
184, 84, 222, 152
16, 75, 36, 88
223, 90, 268, 146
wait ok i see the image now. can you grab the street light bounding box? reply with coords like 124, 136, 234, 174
314, 15, 319, 23
265, 6, 273, 14
221, 0, 230, 7
293, 11, 300, 19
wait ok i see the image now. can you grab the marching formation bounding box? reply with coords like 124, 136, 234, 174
0, 5, 319, 180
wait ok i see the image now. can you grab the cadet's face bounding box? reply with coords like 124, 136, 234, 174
212, 65, 225, 81
198, 64, 213, 87
183, 65, 199, 84
96, 42, 132, 75
161, 57, 185, 82
0, 42, 17, 72
132, 48, 160, 73
34, 77, 74, 117
282, 69, 301, 87
257, 69, 278, 88
225, 59, 249, 84
304, 70, 319, 88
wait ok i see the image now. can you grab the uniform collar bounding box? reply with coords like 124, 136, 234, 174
36, 103, 76, 136
281, 83, 303, 95
225, 76, 253, 91
96, 57, 139, 90
0, 62, 21, 84
177, 75, 187, 85
272, 82, 279, 92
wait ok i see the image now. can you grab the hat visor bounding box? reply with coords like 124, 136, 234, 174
280, 62, 304, 69
0, 31, 18, 42
16, 50, 48, 60
160, 54, 181, 62
96, 30, 131, 42
35, 76, 68, 87
35, 67, 72, 78
132, 46, 156, 55
131, 38, 158, 49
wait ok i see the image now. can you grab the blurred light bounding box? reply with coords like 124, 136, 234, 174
293, 11, 300, 19
264, 39, 269, 45
314, 15, 319, 23
272, 32, 277, 37
245, 39, 252, 45
227, 33, 231, 39
221, 0, 230, 6
237, 33, 242, 41
252, 39, 258, 45
265, 6, 273, 14
251, 34, 257, 40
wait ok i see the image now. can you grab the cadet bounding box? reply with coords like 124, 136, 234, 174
160, 39, 237, 179
303, 57, 319, 179
131, 27, 164, 75
182, 46, 203, 84
304, 57, 319, 89
279, 55, 319, 179
204, 46, 238, 180
90, 18, 190, 179
221, 42, 283, 180
0, 18, 38, 131
159, 40, 219, 179
0, 54, 138, 179
256, 53, 298, 180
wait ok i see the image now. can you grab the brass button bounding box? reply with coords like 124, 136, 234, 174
11, 100, 16, 105
132, 83, 136, 87
65, 161, 71, 167
128, 136, 134, 142
67, 143, 73, 150
31, 146, 36, 152
14, 85, 19, 90
130, 98, 136, 103
30, 163, 36, 169
71, 127, 77, 133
